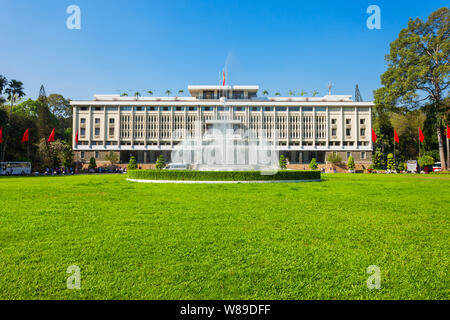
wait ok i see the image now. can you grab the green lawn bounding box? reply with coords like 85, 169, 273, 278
0, 173, 448, 300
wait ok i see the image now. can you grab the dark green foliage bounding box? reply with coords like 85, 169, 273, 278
156, 154, 166, 170
128, 170, 321, 181
309, 158, 318, 170
372, 148, 385, 170
418, 155, 435, 167
279, 155, 287, 169
386, 153, 395, 170
88, 157, 97, 169
128, 156, 137, 170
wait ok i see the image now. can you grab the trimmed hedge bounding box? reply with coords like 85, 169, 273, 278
127, 170, 320, 181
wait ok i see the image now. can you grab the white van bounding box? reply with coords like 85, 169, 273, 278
0, 162, 32, 176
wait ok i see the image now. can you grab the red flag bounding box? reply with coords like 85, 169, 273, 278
418, 127, 424, 143
222, 70, 225, 86
0, 127, 2, 144
47, 128, 55, 142
21, 129, 29, 143
75, 130, 79, 144
371, 128, 377, 143
447, 124, 450, 139
394, 129, 399, 143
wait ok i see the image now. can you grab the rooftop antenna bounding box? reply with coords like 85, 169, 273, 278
39, 85, 46, 99
327, 82, 333, 95
354, 84, 363, 102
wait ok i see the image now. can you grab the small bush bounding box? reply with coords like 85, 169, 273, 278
128, 170, 321, 181
418, 155, 434, 167
156, 155, 166, 170
372, 148, 385, 170
128, 156, 137, 170
347, 156, 355, 170
327, 152, 342, 165
279, 155, 287, 170
88, 157, 97, 169
309, 158, 318, 170
386, 153, 395, 170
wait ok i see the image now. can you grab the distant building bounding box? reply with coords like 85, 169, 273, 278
71, 85, 373, 167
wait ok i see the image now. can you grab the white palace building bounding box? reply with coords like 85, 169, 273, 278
71, 85, 374, 169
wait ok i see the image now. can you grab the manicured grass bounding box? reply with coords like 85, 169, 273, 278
0, 173, 448, 299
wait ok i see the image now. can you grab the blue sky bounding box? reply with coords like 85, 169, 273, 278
0, 0, 447, 100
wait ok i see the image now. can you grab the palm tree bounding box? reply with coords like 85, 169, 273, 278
165, 90, 172, 97
275, 92, 281, 96
134, 92, 141, 99
147, 91, 153, 96
2, 79, 25, 162
0, 75, 7, 105
311, 90, 319, 97
299, 90, 307, 97
263, 90, 269, 96
121, 93, 128, 97
178, 90, 184, 95
288, 90, 295, 97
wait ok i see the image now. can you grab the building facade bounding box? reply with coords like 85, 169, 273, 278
71, 85, 374, 167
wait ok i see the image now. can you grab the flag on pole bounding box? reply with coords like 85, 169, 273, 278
21, 129, 29, 143
394, 129, 400, 143
47, 128, 55, 142
75, 130, 79, 144
418, 128, 424, 143
447, 124, 450, 139
371, 128, 377, 143
222, 70, 225, 86
0, 127, 2, 144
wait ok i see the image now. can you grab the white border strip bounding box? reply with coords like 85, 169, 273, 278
127, 178, 321, 184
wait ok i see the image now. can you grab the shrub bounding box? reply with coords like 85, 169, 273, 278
156, 155, 166, 170
347, 156, 355, 170
279, 155, 287, 170
105, 151, 119, 166
309, 158, 318, 170
372, 148, 385, 170
327, 152, 342, 165
398, 162, 406, 171
418, 155, 434, 167
127, 170, 321, 181
386, 153, 395, 170
128, 156, 137, 170
88, 157, 97, 169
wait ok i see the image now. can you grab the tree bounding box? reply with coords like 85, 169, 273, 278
263, 90, 269, 96
372, 147, 386, 170
0, 75, 7, 105
299, 90, 307, 97
165, 90, 172, 97
105, 151, 119, 167
309, 158, 318, 170
121, 93, 128, 97
14, 99, 39, 117
134, 92, 141, 99
88, 157, 97, 170
1, 79, 25, 162
347, 156, 355, 171
419, 155, 435, 167
386, 153, 395, 170
178, 90, 184, 95
47, 94, 71, 119
288, 90, 295, 97
311, 90, 319, 97
327, 152, 342, 165
279, 154, 287, 169
128, 156, 137, 170
147, 90, 153, 96
374, 7, 449, 171
156, 154, 166, 169
36, 138, 69, 170
275, 92, 281, 96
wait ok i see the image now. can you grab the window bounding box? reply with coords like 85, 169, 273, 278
331, 128, 337, 136
108, 107, 118, 111
248, 92, 257, 99
109, 128, 114, 136
289, 107, 300, 111
135, 106, 144, 112
217, 106, 229, 111
346, 128, 351, 136
95, 151, 99, 159
95, 128, 100, 136
233, 106, 244, 112
147, 106, 158, 111
80, 107, 88, 111
109, 118, 115, 124
360, 119, 366, 125
94, 107, 103, 111
187, 106, 197, 111
303, 107, 313, 112
361, 152, 366, 160
95, 118, 100, 124
232, 90, 244, 99
331, 119, 337, 125
360, 128, 366, 136
80, 118, 86, 124
80, 128, 86, 136
161, 106, 170, 111
251, 107, 261, 111
264, 106, 273, 112
202, 106, 213, 111
346, 119, 351, 125
203, 91, 214, 99
175, 106, 184, 111
80, 151, 85, 159
276, 107, 287, 111
120, 106, 132, 111
316, 107, 326, 112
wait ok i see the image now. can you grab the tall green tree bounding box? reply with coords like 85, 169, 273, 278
374, 7, 449, 170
